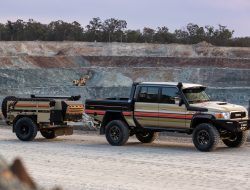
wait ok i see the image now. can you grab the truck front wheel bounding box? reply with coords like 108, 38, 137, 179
136, 130, 158, 143
14, 117, 38, 141
192, 123, 220, 152
222, 131, 249, 148
105, 120, 129, 146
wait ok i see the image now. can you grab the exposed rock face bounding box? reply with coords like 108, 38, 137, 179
0, 42, 249, 107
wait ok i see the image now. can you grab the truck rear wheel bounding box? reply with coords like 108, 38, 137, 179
222, 131, 249, 148
105, 120, 129, 146
14, 117, 38, 141
192, 123, 220, 152
136, 130, 158, 143
40, 130, 56, 139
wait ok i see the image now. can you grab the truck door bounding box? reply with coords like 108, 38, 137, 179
158, 87, 188, 128
134, 86, 159, 127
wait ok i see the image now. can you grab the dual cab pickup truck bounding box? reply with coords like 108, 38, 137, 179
85, 82, 250, 152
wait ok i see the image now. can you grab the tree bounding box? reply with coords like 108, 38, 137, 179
174, 28, 189, 44
212, 25, 234, 46
205, 25, 214, 39
186, 23, 206, 43
70, 21, 84, 41
24, 19, 48, 40
142, 27, 155, 43
0, 18, 245, 47
0, 23, 5, 40
47, 20, 84, 41
85, 17, 102, 42
229, 37, 250, 47
154, 26, 176, 43
125, 29, 143, 43
6, 21, 17, 41
102, 18, 127, 42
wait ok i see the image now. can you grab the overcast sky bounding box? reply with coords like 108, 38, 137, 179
0, 0, 249, 37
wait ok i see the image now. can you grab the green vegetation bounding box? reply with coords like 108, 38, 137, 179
0, 18, 249, 47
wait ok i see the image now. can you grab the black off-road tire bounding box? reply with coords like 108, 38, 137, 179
222, 130, 249, 148
192, 123, 220, 152
136, 130, 158, 143
14, 117, 38, 141
105, 120, 129, 146
40, 130, 56, 139
1, 96, 17, 119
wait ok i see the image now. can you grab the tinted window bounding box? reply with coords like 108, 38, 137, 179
160, 87, 179, 104
137, 86, 159, 103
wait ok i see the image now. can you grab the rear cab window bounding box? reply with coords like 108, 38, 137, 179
136, 86, 159, 103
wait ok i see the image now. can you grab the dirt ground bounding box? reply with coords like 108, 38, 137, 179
1, 127, 250, 190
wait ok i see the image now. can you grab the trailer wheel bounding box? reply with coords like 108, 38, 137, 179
40, 130, 56, 139
136, 130, 158, 143
105, 120, 129, 146
1, 96, 17, 119
14, 117, 38, 141
222, 130, 249, 148
192, 123, 220, 152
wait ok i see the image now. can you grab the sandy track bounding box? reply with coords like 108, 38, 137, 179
0, 127, 250, 190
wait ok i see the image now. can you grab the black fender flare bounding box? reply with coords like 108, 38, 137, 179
190, 113, 216, 129
100, 111, 128, 135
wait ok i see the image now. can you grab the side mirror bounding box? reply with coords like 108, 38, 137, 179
175, 97, 184, 107
174, 97, 180, 105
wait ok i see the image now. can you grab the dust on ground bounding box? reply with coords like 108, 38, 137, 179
0, 127, 250, 190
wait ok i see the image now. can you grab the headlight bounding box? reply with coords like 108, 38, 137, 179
214, 112, 230, 119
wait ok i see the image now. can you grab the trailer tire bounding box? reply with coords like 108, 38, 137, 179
40, 130, 56, 139
1, 96, 17, 119
15, 117, 38, 141
105, 120, 129, 146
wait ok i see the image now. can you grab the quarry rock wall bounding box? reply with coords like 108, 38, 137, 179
0, 42, 249, 107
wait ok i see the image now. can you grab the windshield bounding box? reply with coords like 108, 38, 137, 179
183, 88, 210, 104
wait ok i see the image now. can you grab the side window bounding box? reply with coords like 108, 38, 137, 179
137, 86, 159, 103
160, 87, 179, 104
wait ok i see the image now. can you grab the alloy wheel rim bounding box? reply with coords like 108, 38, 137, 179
197, 130, 210, 145
110, 125, 120, 142
141, 132, 150, 137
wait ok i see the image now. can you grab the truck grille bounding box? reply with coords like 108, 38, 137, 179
230, 112, 246, 119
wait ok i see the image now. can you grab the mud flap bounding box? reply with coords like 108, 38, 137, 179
54, 127, 73, 137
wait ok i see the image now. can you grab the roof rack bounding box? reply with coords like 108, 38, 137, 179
30, 95, 81, 101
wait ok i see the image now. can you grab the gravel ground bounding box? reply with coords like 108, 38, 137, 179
1, 127, 250, 190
